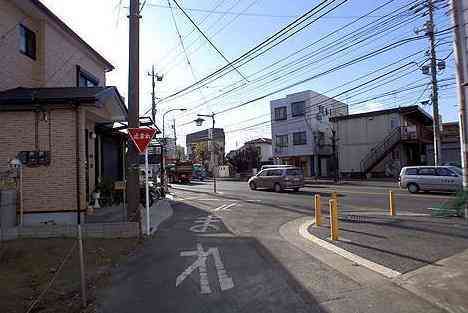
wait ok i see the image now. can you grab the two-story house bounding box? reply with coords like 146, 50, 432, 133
331, 106, 433, 178
0, 0, 127, 225
270, 90, 348, 177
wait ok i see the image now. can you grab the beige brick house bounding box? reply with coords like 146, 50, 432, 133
0, 0, 127, 224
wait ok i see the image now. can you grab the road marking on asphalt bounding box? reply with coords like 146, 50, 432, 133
189, 215, 222, 233
299, 220, 401, 279
176, 243, 234, 294
307, 188, 453, 199
212, 202, 237, 212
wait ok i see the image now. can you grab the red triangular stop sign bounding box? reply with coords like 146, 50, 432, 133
128, 128, 156, 153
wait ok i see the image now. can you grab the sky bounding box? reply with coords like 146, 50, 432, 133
41, 0, 458, 152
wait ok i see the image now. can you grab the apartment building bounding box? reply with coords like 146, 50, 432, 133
270, 90, 348, 177
0, 0, 126, 224
331, 106, 433, 178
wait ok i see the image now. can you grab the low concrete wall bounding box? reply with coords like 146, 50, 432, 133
0, 222, 139, 241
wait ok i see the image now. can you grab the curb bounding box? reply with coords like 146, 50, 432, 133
298, 219, 401, 278
141, 199, 174, 236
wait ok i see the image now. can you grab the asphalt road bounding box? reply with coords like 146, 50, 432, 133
95, 180, 451, 313
172, 180, 454, 215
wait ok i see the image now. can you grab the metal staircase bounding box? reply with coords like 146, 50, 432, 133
360, 127, 401, 175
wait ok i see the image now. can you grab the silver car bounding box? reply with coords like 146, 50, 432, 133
248, 167, 304, 192
399, 166, 463, 193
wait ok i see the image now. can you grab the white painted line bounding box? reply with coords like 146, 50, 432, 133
190, 215, 222, 233
246, 199, 262, 202
176, 243, 234, 294
299, 220, 401, 279
212, 204, 227, 212
213, 202, 237, 212
345, 211, 430, 217
210, 247, 234, 291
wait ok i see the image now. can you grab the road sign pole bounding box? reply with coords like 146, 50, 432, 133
145, 148, 150, 235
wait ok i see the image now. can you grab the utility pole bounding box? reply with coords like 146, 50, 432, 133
196, 113, 217, 193
147, 65, 163, 125
428, 0, 443, 165
450, 0, 468, 220
172, 118, 177, 142
331, 128, 339, 183
211, 116, 217, 194
127, 0, 141, 221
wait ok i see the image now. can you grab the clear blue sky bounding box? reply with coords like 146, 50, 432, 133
42, 0, 458, 152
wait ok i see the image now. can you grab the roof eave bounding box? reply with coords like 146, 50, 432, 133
30, 0, 115, 71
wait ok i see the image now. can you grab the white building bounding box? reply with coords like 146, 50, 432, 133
270, 90, 348, 177
244, 138, 273, 163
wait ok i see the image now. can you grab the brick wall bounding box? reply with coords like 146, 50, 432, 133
0, 108, 82, 212
0, 0, 42, 90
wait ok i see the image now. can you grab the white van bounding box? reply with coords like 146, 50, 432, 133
399, 166, 463, 193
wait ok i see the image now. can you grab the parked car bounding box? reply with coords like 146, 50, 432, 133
399, 166, 463, 193
248, 167, 304, 192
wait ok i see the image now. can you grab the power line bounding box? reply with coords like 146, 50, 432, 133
148, 3, 389, 19
157, 0, 347, 103
171, 0, 249, 81
157, 0, 229, 68
156, 0, 421, 113
159, 0, 241, 73
161, 0, 260, 75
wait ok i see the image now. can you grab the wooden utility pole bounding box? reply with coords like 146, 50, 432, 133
450, 0, 468, 220
127, 0, 141, 221
428, 0, 442, 165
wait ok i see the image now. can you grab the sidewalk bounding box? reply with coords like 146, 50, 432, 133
304, 212, 468, 313
140, 198, 173, 235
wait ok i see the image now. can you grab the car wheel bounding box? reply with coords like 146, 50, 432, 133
274, 183, 282, 193
293, 187, 300, 192
407, 183, 420, 194
249, 182, 257, 190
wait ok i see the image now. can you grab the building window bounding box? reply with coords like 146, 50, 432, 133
291, 101, 305, 116
19, 25, 36, 60
77, 65, 99, 87
276, 134, 288, 147
293, 131, 307, 145
274, 107, 287, 121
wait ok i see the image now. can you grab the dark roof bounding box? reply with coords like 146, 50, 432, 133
0, 87, 126, 111
30, 0, 114, 71
186, 128, 225, 143
330, 105, 433, 125
245, 138, 272, 145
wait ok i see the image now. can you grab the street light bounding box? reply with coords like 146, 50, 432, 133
194, 113, 217, 193
161, 108, 186, 194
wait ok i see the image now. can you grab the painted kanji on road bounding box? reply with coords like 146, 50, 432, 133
176, 243, 234, 294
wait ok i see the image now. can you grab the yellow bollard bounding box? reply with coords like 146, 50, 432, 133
314, 195, 321, 226
389, 190, 396, 216
329, 199, 339, 240
332, 191, 338, 210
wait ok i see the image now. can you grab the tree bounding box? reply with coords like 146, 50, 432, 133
193, 142, 209, 164
176, 145, 186, 161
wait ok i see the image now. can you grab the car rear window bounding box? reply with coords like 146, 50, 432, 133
286, 169, 303, 176
405, 168, 418, 175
